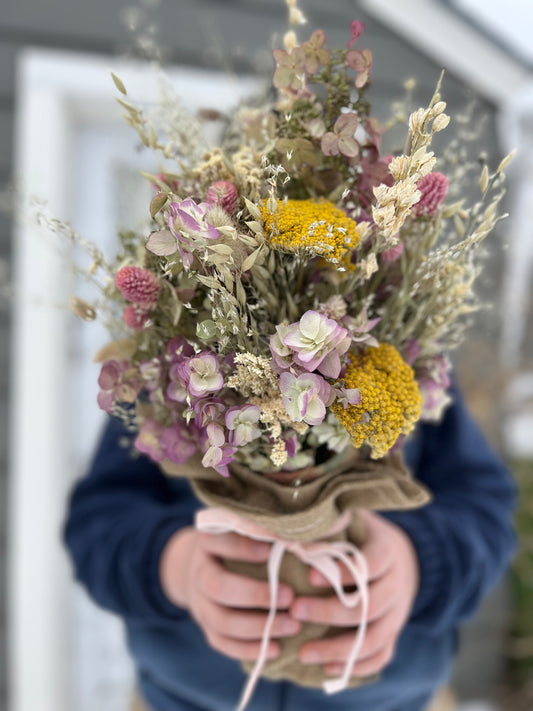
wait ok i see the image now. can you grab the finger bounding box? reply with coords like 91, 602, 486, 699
205, 628, 280, 662
357, 510, 395, 581
202, 598, 301, 640
292, 573, 395, 627
308, 511, 394, 589
299, 609, 400, 665
199, 531, 271, 563
197, 557, 294, 609
324, 641, 395, 678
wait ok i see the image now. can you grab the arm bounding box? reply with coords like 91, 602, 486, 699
385, 385, 517, 634
63, 416, 199, 620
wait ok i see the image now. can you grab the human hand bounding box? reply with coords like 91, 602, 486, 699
291, 509, 420, 678
160, 527, 301, 661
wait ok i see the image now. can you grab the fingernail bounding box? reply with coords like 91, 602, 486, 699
292, 601, 308, 620
300, 649, 321, 664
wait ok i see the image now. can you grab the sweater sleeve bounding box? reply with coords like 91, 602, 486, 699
63, 416, 200, 620
384, 386, 517, 635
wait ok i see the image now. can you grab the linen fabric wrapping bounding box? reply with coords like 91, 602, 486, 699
161, 447, 430, 689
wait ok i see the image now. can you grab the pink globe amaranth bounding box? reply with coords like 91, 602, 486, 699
413, 172, 449, 216
115, 266, 161, 305
206, 181, 238, 214
123, 304, 150, 331
381, 241, 404, 263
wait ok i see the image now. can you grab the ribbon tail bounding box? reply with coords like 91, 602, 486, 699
322, 547, 369, 695
236, 540, 286, 711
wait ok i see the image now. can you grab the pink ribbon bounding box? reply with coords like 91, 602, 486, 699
196, 508, 369, 711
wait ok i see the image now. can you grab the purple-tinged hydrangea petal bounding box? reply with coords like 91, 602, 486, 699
175, 353, 224, 399
160, 422, 200, 464
279, 371, 332, 426
225, 405, 262, 447
281, 311, 351, 378
134, 420, 166, 463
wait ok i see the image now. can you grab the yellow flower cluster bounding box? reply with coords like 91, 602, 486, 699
331, 344, 422, 459
260, 199, 360, 269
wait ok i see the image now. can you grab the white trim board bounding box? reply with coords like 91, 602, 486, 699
358, 0, 531, 105
9, 48, 259, 711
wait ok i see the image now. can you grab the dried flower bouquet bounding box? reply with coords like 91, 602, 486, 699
63, 3, 510, 703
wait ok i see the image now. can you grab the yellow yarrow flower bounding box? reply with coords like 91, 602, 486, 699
331, 344, 422, 459
260, 198, 360, 270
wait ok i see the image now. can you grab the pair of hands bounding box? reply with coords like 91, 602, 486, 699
160, 510, 420, 678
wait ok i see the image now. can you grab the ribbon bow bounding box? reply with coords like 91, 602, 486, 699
196, 508, 369, 711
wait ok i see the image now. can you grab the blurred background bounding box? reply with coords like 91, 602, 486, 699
1, 0, 533, 710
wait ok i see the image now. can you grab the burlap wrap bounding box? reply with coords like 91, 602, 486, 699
160, 447, 430, 688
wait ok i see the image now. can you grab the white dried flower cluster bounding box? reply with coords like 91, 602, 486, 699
270, 439, 288, 467
227, 352, 279, 397
251, 394, 308, 440
317, 295, 347, 320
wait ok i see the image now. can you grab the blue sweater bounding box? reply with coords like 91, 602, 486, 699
64, 388, 516, 711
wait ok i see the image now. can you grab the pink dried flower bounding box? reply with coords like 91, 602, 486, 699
346, 48, 372, 89
202, 423, 236, 477
134, 420, 166, 462
115, 266, 161, 306
154, 198, 220, 270
281, 310, 352, 379
97, 360, 140, 412
272, 47, 306, 91
381, 241, 404, 263
123, 304, 150, 331
166, 337, 195, 364
317, 295, 348, 321
161, 422, 200, 464
348, 20, 365, 46
175, 352, 224, 399
225, 405, 261, 447
206, 180, 239, 213
279, 372, 334, 426
152, 172, 180, 193
321, 113, 359, 158
342, 309, 380, 348
194, 398, 225, 428
414, 172, 449, 216
300, 30, 329, 73
403, 339, 421, 366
